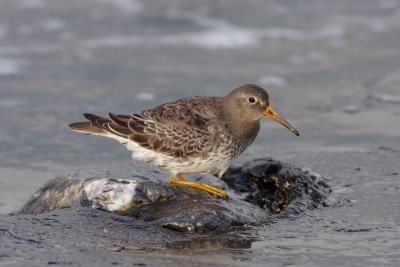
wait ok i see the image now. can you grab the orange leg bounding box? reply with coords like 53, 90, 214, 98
169, 175, 228, 200
176, 174, 221, 189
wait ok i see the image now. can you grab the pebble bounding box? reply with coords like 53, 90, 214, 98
354, 166, 362, 171
342, 104, 360, 114
322, 175, 334, 181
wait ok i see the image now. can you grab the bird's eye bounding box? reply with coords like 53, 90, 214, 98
248, 97, 256, 103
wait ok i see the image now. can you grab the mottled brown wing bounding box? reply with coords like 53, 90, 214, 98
73, 97, 221, 158
127, 104, 218, 158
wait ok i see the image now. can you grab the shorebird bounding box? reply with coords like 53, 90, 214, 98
69, 84, 299, 199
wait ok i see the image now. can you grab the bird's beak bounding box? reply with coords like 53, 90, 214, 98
263, 106, 299, 136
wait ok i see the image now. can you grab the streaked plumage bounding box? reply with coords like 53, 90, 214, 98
69, 84, 299, 199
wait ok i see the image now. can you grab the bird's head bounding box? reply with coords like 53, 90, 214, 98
226, 84, 299, 136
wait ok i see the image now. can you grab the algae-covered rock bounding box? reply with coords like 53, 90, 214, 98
222, 157, 331, 215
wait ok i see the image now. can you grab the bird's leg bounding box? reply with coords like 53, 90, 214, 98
169, 175, 228, 200
176, 174, 187, 181
169, 175, 224, 196
176, 174, 221, 189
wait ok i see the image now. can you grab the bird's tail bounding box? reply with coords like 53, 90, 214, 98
68, 113, 110, 135
69, 113, 132, 139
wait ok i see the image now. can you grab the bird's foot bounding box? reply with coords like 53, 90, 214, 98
169, 175, 228, 200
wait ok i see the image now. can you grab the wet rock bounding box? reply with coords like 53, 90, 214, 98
19, 178, 268, 234
222, 157, 331, 214
18, 158, 330, 234
18, 161, 268, 234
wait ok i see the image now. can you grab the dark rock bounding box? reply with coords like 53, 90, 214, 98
18, 158, 330, 234
18, 161, 268, 234
222, 157, 331, 215
242, 157, 282, 178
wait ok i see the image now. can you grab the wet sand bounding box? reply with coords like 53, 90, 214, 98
0, 0, 399, 266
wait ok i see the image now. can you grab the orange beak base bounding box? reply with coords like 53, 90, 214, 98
263, 106, 299, 136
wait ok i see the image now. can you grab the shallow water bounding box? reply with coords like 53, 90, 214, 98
0, 0, 400, 266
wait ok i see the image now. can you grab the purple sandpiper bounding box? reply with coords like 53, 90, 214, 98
69, 84, 299, 199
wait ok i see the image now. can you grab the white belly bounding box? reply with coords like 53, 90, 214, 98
106, 133, 233, 177
131, 145, 232, 177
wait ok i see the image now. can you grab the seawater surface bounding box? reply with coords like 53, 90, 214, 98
0, 0, 399, 266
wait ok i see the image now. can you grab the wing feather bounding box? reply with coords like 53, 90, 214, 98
69, 97, 222, 159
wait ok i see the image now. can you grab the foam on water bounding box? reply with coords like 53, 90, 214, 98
367, 94, 400, 104
331, 14, 400, 34
0, 44, 62, 56
379, 0, 398, 10
17, 25, 34, 36
82, 13, 345, 50
42, 18, 66, 32
2, 8, 399, 55
0, 97, 28, 108
136, 92, 155, 101
288, 50, 327, 64
18, 0, 45, 9
258, 76, 286, 87
0, 58, 28, 76
92, 0, 143, 14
